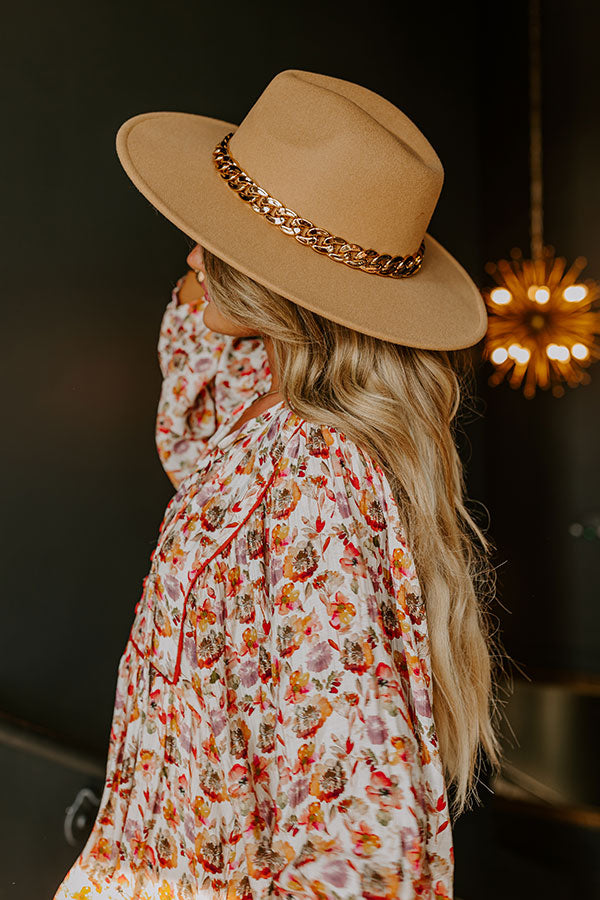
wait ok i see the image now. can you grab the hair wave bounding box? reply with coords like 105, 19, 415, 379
201, 246, 509, 818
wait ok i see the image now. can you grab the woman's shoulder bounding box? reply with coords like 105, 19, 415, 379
275, 411, 388, 491
269, 409, 403, 545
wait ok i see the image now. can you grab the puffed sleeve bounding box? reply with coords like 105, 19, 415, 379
155, 273, 228, 486
261, 423, 453, 900
155, 273, 271, 488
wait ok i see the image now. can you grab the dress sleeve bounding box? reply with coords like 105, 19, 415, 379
155, 273, 271, 488
261, 424, 453, 899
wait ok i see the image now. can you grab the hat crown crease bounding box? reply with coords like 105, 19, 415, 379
228, 70, 444, 255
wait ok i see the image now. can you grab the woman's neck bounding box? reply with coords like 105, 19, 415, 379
263, 335, 281, 393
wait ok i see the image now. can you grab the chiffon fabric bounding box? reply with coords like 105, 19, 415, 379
53, 275, 454, 900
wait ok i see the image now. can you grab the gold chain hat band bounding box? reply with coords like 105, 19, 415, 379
212, 132, 426, 279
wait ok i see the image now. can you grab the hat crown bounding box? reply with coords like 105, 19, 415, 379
228, 70, 444, 257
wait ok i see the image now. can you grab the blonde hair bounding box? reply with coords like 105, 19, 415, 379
202, 246, 508, 818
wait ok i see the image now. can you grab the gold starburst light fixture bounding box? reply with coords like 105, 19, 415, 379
481, 0, 600, 399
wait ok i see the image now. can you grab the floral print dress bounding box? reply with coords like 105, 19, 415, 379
53, 274, 454, 900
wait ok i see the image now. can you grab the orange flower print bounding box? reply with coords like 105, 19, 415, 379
434, 879, 453, 900
194, 599, 217, 633
339, 541, 369, 577
271, 522, 290, 551
306, 425, 332, 458
270, 479, 302, 519
152, 603, 173, 640
283, 540, 320, 582
229, 717, 252, 758
89, 836, 112, 863
162, 799, 180, 828
276, 621, 302, 658
341, 635, 374, 674
131, 832, 156, 870
325, 590, 356, 630
226, 565, 242, 592
257, 717, 276, 753
275, 581, 301, 614
198, 764, 225, 802
349, 820, 382, 857
181, 511, 199, 537
135, 749, 157, 779
192, 795, 210, 825
156, 829, 178, 869
159, 530, 184, 567
195, 831, 224, 874
232, 588, 257, 624
391, 546, 410, 580
358, 490, 386, 531
389, 735, 412, 766
292, 696, 332, 739
158, 881, 176, 900
196, 630, 225, 667
309, 760, 347, 801
297, 741, 316, 771
200, 496, 227, 533
297, 800, 325, 831
171, 374, 188, 400
247, 837, 295, 880
284, 670, 311, 703
227, 763, 250, 798
293, 612, 322, 642
242, 626, 259, 656
201, 731, 221, 764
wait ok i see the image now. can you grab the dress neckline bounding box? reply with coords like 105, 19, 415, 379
208, 393, 289, 452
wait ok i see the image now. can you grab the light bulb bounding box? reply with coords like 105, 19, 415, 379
490, 288, 512, 305
563, 284, 588, 303
572, 343, 589, 360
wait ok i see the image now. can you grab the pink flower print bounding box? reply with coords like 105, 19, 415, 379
365, 770, 402, 810
306, 640, 333, 673
366, 715, 389, 745
339, 541, 368, 578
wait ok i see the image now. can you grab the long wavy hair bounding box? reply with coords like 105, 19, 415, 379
201, 245, 508, 818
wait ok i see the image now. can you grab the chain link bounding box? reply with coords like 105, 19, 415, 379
212, 133, 426, 279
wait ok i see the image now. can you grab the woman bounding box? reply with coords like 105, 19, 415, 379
54, 69, 503, 899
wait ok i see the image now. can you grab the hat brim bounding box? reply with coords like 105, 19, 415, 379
116, 111, 488, 350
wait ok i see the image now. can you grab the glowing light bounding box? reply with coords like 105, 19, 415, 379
515, 346, 530, 364
482, 246, 600, 397
491, 347, 509, 364
572, 343, 589, 360
490, 288, 512, 305
563, 284, 588, 302
546, 343, 570, 362
507, 343, 530, 364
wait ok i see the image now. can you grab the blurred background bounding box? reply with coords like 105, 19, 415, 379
1, 0, 599, 897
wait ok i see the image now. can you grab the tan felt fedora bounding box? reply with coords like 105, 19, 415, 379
115, 68, 488, 350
